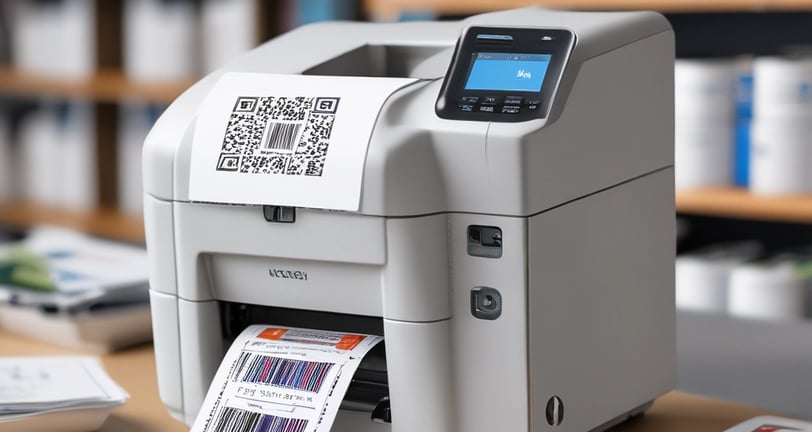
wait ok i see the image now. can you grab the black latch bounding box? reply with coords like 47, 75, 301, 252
371, 397, 392, 424
263, 206, 296, 223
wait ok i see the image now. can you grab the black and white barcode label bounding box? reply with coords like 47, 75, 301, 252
215, 96, 338, 176
192, 325, 384, 432
262, 121, 304, 153
211, 407, 308, 432
190, 73, 416, 211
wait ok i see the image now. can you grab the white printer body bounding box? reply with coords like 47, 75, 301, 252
144, 8, 675, 432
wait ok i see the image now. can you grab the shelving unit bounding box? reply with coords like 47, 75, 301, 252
0, 202, 145, 244
0, 67, 194, 105
676, 188, 812, 223
364, 0, 812, 19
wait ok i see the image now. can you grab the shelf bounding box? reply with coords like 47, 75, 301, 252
676, 187, 812, 223
0, 67, 195, 105
0, 202, 145, 244
364, 0, 812, 18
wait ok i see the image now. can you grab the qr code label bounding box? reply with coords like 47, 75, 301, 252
216, 96, 339, 176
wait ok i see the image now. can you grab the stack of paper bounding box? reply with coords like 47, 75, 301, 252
0, 226, 152, 352
0, 357, 128, 432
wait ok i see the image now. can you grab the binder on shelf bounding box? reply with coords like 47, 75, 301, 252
118, 103, 162, 216
124, 0, 198, 82
17, 101, 96, 210
200, 0, 258, 73
10, 0, 95, 79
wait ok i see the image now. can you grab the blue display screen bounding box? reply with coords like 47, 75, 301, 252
464, 53, 552, 92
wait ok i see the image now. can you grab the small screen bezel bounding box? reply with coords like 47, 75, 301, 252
436, 27, 575, 122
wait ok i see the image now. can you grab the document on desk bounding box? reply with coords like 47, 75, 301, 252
0, 356, 128, 431
193, 325, 383, 432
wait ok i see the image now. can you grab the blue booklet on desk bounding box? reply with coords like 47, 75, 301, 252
0, 226, 152, 352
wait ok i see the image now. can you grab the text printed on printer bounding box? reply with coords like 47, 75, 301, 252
268, 268, 308, 281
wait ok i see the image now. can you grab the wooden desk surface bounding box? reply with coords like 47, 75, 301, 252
0, 331, 774, 432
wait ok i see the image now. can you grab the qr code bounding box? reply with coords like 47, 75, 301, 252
216, 96, 339, 176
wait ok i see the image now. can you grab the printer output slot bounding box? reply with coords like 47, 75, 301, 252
219, 301, 390, 418
303, 44, 446, 78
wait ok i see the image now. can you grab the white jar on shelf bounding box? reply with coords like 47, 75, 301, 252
749, 55, 812, 196
674, 59, 736, 189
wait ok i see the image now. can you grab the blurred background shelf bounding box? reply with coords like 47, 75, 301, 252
0, 67, 194, 104
676, 188, 812, 223
364, 0, 812, 18
0, 202, 145, 244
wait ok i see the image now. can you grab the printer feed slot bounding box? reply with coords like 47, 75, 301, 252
219, 301, 389, 416
303, 44, 446, 78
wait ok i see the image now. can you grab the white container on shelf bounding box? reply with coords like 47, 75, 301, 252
118, 103, 161, 216
675, 59, 736, 121
675, 121, 734, 189
201, 0, 258, 73
59, 101, 96, 210
749, 118, 812, 195
18, 104, 62, 206
752, 56, 812, 119
17, 102, 96, 210
728, 259, 808, 321
674, 59, 736, 189
11, 0, 95, 79
124, 0, 198, 82
676, 241, 762, 313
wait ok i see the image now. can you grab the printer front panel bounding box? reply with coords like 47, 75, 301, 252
448, 213, 531, 431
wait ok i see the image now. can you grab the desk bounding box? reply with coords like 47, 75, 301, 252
0, 331, 773, 432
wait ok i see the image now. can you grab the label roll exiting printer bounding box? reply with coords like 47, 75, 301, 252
143, 7, 675, 432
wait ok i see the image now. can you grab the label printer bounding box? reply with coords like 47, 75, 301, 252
144, 7, 675, 432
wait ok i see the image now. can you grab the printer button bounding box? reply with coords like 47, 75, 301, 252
504, 96, 523, 105
501, 105, 521, 114
481, 96, 500, 105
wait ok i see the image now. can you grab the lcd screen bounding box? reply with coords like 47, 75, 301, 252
464, 53, 551, 92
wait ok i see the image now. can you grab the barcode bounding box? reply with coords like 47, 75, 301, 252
211, 406, 308, 432
262, 121, 303, 153
234, 352, 334, 393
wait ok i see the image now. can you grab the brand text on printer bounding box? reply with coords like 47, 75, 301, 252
268, 268, 308, 281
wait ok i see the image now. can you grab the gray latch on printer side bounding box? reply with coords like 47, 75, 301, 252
263, 205, 296, 223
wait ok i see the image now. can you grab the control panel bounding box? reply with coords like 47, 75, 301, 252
436, 26, 575, 122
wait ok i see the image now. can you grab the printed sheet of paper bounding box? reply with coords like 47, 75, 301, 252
724, 415, 812, 432
192, 325, 384, 432
189, 72, 417, 211
0, 356, 128, 414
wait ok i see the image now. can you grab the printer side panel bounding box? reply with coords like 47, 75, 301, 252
527, 169, 675, 431
524, 30, 675, 432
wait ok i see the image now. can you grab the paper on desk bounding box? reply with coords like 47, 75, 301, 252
0, 356, 128, 416
724, 415, 812, 431
192, 325, 383, 432
188, 72, 417, 212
